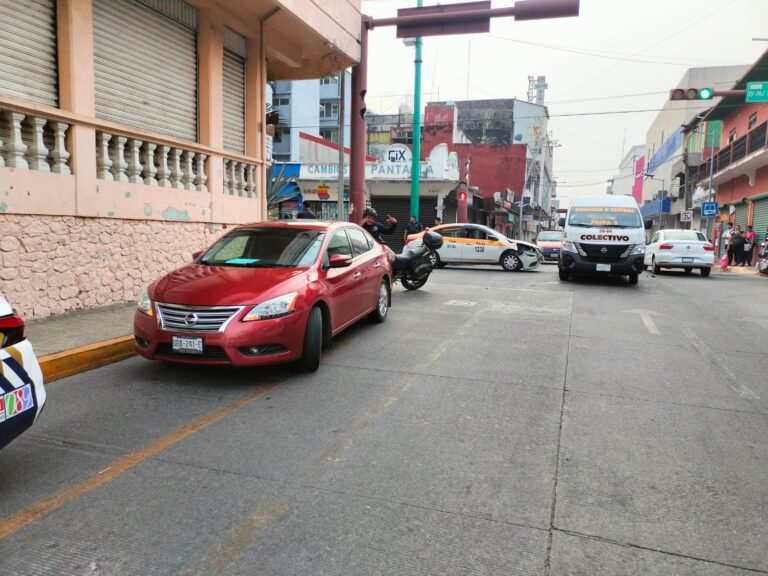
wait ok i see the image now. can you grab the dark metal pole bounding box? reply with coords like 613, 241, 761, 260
349, 17, 370, 224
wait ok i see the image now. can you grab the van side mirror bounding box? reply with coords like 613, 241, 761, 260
558, 218, 565, 228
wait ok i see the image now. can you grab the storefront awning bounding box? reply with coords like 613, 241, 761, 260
640, 196, 671, 218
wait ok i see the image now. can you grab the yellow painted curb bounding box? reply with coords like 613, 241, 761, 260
38, 336, 136, 383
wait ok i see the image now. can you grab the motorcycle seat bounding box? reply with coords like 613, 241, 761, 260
395, 246, 428, 266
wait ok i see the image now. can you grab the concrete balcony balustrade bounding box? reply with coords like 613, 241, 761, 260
0, 107, 71, 173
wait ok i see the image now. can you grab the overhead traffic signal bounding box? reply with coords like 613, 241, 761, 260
669, 87, 714, 101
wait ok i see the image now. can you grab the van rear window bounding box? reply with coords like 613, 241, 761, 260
569, 207, 641, 228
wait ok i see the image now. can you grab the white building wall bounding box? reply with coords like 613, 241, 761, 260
612, 144, 645, 196
289, 80, 320, 162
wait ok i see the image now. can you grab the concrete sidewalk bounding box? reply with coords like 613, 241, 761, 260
25, 302, 137, 382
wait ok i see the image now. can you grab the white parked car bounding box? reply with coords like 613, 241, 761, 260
0, 297, 46, 450
406, 223, 542, 272
644, 229, 714, 276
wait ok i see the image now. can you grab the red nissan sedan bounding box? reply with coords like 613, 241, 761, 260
134, 221, 392, 371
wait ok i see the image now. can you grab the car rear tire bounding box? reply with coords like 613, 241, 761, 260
652, 257, 661, 275
368, 279, 390, 323
429, 251, 445, 268
628, 273, 639, 285
298, 307, 322, 372
558, 268, 570, 281
501, 251, 522, 271
700, 267, 711, 277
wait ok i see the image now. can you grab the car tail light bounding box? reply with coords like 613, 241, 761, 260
703, 244, 714, 251
0, 313, 25, 348
659, 244, 674, 250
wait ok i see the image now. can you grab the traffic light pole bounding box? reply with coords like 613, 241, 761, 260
410, 0, 423, 221
347, 0, 580, 224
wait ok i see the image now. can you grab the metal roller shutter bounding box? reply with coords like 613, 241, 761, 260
734, 203, 747, 231
369, 196, 438, 254
223, 27, 246, 154
752, 197, 768, 245
0, 0, 58, 106
93, 0, 198, 142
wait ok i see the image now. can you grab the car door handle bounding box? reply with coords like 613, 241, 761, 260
354, 272, 362, 279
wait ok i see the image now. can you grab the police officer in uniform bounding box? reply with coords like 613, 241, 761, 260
361, 207, 397, 244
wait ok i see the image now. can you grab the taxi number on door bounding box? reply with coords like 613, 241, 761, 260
474, 245, 485, 252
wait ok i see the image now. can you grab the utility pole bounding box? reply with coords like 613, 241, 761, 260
337, 70, 346, 221
410, 0, 423, 221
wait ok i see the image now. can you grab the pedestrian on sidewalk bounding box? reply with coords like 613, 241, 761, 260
296, 200, 318, 219
722, 222, 734, 265
730, 224, 746, 266
745, 225, 756, 266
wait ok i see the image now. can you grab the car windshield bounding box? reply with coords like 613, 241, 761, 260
538, 232, 563, 241
568, 207, 642, 228
200, 228, 325, 267
664, 230, 707, 241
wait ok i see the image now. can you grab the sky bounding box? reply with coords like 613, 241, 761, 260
359, 0, 768, 206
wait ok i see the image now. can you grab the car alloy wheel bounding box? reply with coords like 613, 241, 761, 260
501, 252, 521, 271
369, 279, 390, 323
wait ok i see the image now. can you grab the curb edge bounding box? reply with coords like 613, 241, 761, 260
39, 336, 136, 383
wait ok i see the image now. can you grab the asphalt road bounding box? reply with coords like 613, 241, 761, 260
1, 265, 767, 575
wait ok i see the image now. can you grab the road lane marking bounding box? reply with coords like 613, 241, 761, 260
623, 308, 660, 335
309, 312, 481, 471
682, 324, 760, 401
0, 381, 282, 541
183, 500, 290, 576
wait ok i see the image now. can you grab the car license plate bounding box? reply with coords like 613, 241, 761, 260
596, 263, 611, 272
682, 257, 694, 263
171, 335, 203, 354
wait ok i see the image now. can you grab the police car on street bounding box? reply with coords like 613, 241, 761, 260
0, 297, 46, 450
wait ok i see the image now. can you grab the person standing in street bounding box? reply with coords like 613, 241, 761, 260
433, 216, 442, 228
745, 225, 756, 266
730, 224, 746, 266
296, 200, 318, 219
361, 207, 397, 244
404, 216, 423, 244
722, 222, 734, 265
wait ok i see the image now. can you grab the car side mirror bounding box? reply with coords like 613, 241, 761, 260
192, 250, 203, 260
558, 218, 565, 228
328, 254, 353, 268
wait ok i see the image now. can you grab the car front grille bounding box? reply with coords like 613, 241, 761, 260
156, 303, 243, 332
577, 243, 630, 263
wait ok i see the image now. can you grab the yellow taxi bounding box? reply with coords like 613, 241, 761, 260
406, 223, 542, 272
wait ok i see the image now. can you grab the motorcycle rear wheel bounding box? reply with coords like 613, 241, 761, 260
401, 276, 428, 290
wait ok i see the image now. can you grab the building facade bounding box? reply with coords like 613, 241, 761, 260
609, 145, 645, 199
641, 65, 749, 231
687, 50, 768, 259
271, 71, 352, 162
0, 0, 361, 319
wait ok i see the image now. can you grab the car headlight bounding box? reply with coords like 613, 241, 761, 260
621, 244, 646, 257
243, 293, 298, 321
562, 241, 577, 253
137, 290, 153, 316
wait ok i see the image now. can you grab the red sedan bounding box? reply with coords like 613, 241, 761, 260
134, 221, 392, 371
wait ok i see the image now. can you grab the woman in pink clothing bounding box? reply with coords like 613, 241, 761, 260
745, 225, 757, 266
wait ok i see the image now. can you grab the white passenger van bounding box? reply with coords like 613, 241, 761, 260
559, 195, 646, 284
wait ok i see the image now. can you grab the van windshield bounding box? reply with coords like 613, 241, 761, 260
568, 207, 642, 228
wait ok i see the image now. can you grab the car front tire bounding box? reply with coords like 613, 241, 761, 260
628, 273, 639, 285
298, 306, 323, 372
558, 268, 570, 281
501, 251, 522, 272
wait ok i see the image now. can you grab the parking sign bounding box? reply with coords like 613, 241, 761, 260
681, 210, 692, 222
701, 202, 718, 217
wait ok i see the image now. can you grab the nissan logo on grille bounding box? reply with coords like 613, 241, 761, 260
600, 247, 608, 254
183, 313, 198, 326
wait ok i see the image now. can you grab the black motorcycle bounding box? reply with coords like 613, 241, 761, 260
758, 241, 768, 276
393, 230, 444, 290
